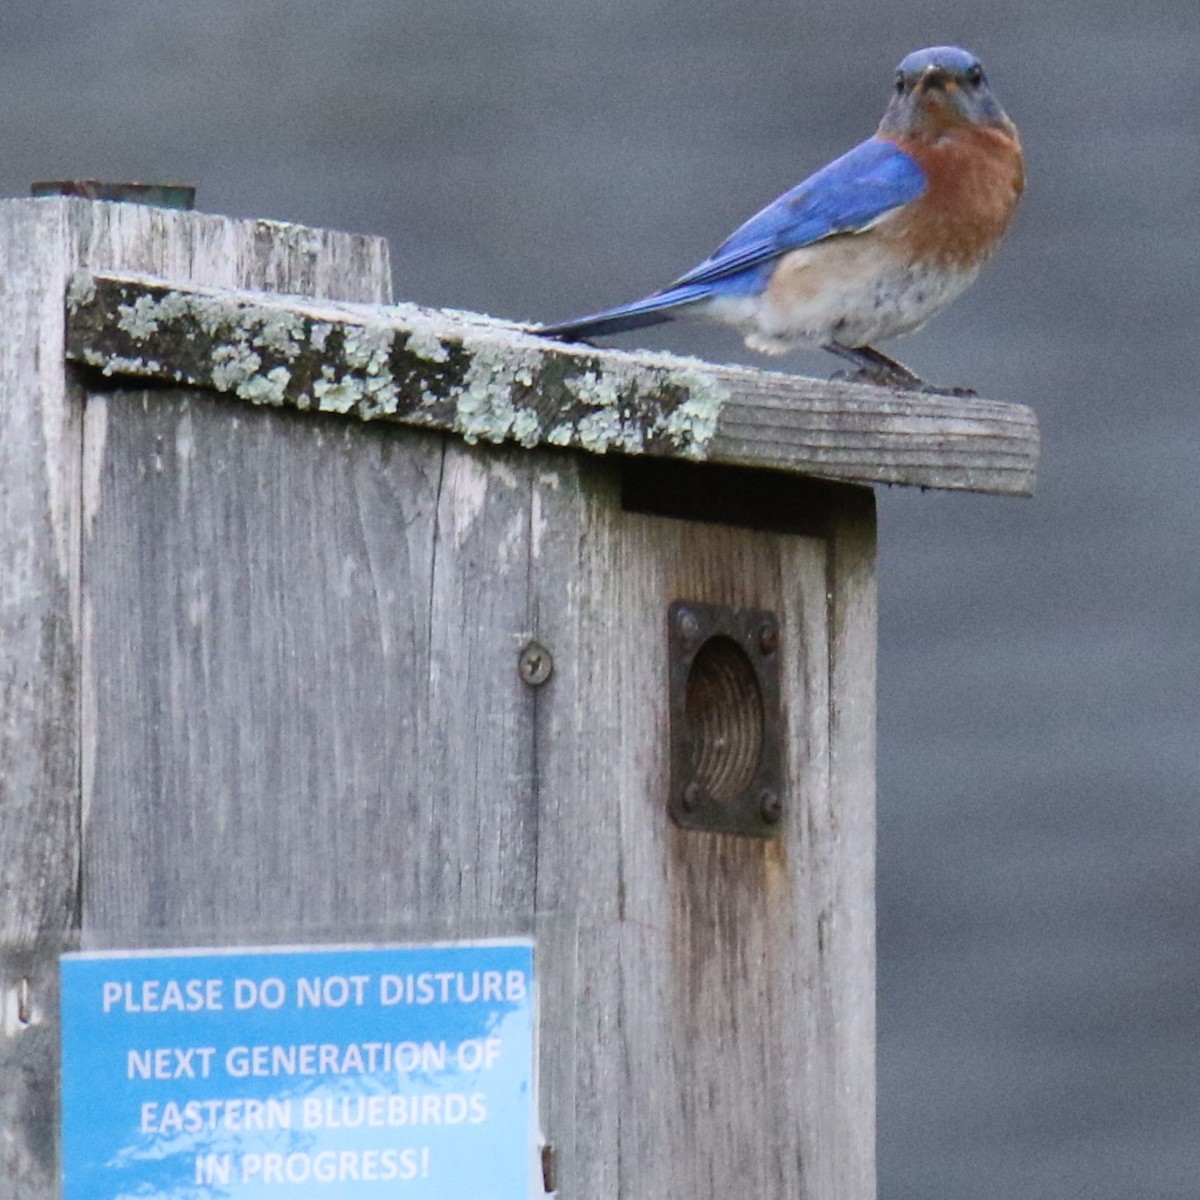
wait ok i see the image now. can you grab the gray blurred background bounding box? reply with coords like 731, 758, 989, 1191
7, 1, 1196, 1194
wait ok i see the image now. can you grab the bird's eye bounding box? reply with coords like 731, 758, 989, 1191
966, 63, 984, 87
894, 74, 905, 93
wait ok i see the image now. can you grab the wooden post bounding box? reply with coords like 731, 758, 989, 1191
0, 199, 390, 1192
0, 198, 1037, 1199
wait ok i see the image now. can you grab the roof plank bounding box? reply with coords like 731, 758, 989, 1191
65, 272, 1038, 495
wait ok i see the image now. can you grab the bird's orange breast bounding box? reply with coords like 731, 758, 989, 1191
883, 125, 1025, 270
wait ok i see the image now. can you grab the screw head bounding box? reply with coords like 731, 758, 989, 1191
675, 606, 702, 646
518, 640, 553, 686
681, 781, 704, 812
757, 622, 779, 655
758, 788, 782, 824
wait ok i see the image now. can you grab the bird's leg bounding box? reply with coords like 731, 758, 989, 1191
824, 342, 927, 388
823, 342, 976, 396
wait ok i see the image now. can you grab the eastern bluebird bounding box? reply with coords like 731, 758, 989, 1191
538, 46, 1024, 392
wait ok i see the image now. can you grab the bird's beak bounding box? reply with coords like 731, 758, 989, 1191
916, 65, 955, 93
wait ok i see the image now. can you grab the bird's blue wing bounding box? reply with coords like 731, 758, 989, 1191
537, 136, 925, 342
668, 137, 925, 292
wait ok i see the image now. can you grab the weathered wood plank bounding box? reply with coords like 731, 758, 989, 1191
67, 205, 392, 306
86, 391, 425, 930
531, 455, 875, 1197
65, 272, 1040, 496
787, 488, 878, 1200
83, 390, 541, 935
83, 387, 552, 1161
418, 441, 541, 924
826, 491, 879, 1199
0, 197, 390, 1198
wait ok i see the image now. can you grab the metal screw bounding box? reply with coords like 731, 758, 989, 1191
675, 606, 701, 646
758, 788, 782, 824
518, 640, 553, 686
757, 622, 779, 655
681, 781, 704, 812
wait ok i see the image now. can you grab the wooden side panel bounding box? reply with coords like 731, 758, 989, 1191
533, 459, 876, 1198
0, 199, 390, 1197
82, 396, 539, 938
417, 442, 540, 925
0, 204, 79, 946
822, 490, 878, 1200
84, 392, 428, 931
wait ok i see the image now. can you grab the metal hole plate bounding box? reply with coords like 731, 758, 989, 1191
667, 600, 785, 838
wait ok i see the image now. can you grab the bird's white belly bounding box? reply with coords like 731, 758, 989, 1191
702, 240, 980, 354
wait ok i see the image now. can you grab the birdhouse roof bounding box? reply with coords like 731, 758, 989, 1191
67, 271, 1037, 496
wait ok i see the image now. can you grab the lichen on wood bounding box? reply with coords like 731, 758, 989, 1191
65, 271, 1040, 495
67, 273, 727, 461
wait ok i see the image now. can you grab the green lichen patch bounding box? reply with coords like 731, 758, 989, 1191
67, 272, 733, 465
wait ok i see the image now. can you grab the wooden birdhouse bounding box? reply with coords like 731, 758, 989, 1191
0, 194, 1037, 1199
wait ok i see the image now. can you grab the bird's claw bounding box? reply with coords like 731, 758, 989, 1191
829, 367, 924, 391
830, 368, 977, 397
919, 383, 978, 397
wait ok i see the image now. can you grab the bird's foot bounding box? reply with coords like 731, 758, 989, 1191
824, 342, 975, 396
918, 382, 977, 398
830, 369, 978, 396
829, 365, 927, 391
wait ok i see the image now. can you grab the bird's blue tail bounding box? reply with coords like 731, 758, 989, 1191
536, 283, 711, 342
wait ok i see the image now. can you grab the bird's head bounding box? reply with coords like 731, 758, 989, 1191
878, 46, 1014, 139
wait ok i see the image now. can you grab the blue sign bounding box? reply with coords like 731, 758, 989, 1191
60, 941, 536, 1198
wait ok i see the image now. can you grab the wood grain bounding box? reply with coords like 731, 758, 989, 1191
83, 389, 549, 935
0, 198, 390, 1197
531, 456, 876, 1197
66, 271, 1040, 497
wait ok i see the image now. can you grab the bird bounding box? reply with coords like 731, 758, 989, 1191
536, 45, 1024, 393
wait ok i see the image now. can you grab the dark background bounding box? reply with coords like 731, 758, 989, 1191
7, 2, 1196, 1194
